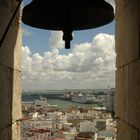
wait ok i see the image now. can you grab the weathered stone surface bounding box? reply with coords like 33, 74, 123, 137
117, 120, 139, 140
116, 50, 140, 137
0, 66, 22, 140
12, 70, 22, 119
0, 1, 22, 70
116, 1, 140, 140
123, 65, 129, 122
115, 67, 129, 121
128, 60, 140, 128
14, 28, 22, 71
115, 0, 134, 20
115, 0, 139, 68
0, 0, 12, 11
0, 1, 22, 140
12, 70, 22, 140
115, 68, 123, 118
0, 65, 12, 139
115, 0, 125, 19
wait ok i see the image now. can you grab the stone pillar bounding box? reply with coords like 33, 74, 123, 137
115, 0, 140, 139
0, 0, 22, 140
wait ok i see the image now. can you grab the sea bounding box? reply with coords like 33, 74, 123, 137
22, 91, 98, 108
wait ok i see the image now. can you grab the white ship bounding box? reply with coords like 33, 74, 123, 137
71, 93, 98, 104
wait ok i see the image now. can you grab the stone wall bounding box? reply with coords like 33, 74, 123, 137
115, 0, 140, 139
0, 0, 22, 140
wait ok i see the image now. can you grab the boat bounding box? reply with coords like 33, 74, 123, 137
71, 93, 98, 104
59, 92, 71, 101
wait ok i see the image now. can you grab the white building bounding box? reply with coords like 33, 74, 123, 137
63, 122, 73, 129
33, 96, 48, 110
106, 88, 115, 112
21, 118, 53, 140
47, 112, 63, 120
80, 121, 96, 132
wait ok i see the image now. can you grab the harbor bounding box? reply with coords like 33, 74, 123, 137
22, 88, 113, 106
21, 90, 116, 140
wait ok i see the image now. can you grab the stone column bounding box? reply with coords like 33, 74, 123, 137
0, 0, 22, 140
115, 0, 140, 139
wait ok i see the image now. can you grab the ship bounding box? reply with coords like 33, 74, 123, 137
59, 92, 71, 101
71, 93, 98, 104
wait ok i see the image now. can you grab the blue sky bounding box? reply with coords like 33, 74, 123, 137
22, 21, 115, 55
22, 1, 115, 90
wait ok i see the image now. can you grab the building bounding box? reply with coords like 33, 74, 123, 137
95, 120, 107, 131
80, 121, 96, 132
33, 96, 48, 110
106, 88, 115, 113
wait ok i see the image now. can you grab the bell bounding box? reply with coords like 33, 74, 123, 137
22, 0, 114, 49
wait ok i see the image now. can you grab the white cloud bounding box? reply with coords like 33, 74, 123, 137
22, 33, 115, 90
49, 31, 65, 49
22, 46, 32, 73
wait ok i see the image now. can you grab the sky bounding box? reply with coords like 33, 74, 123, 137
22, 0, 116, 90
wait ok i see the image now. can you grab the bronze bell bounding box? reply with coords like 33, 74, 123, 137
22, 0, 114, 49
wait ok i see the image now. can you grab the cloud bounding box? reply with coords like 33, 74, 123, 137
49, 31, 65, 49
22, 33, 115, 90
